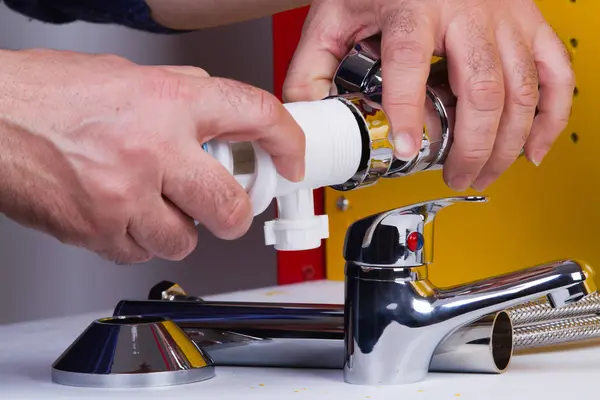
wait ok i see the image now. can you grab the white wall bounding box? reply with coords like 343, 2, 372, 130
0, 5, 278, 324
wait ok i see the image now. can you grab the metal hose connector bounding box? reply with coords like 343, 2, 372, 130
513, 314, 600, 350
507, 292, 600, 326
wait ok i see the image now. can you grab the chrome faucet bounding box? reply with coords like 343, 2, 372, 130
113, 196, 596, 386
342, 196, 596, 385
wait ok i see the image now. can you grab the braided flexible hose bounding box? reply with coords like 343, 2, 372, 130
513, 314, 600, 350
507, 292, 600, 326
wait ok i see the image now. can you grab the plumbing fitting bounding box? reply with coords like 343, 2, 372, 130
203, 94, 386, 251
201, 38, 458, 251
51, 316, 215, 388
331, 37, 455, 177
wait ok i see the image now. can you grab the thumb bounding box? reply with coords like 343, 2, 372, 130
283, 6, 350, 102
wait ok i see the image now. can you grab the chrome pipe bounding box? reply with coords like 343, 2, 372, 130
331, 39, 455, 181
113, 300, 513, 374
148, 280, 600, 330
330, 38, 525, 184
429, 312, 512, 373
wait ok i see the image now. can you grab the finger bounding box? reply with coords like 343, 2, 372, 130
95, 236, 153, 265
525, 24, 575, 166
379, 2, 435, 161
189, 77, 306, 182
443, 13, 505, 192
162, 141, 253, 240
472, 24, 538, 191
156, 65, 211, 78
283, 4, 360, 102
78, 217, 153, 265
127, 197, 198, 261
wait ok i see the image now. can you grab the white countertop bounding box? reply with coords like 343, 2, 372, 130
1, 280, 599, 399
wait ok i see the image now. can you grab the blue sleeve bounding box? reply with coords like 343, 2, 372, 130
2, 0, 184, 33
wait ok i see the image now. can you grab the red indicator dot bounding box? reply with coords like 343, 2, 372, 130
407, 232, 424, 252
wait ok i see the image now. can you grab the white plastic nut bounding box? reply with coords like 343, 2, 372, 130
264, 215, 329, 251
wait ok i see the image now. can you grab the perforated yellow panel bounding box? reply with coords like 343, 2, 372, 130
325, 0, 600, 288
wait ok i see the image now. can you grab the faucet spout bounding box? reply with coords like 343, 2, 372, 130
344, 259, 596, 385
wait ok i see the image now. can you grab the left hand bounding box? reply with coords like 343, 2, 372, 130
283, 0, 575, 191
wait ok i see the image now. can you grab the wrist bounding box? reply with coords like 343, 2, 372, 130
146, 0, 312, 30
0, 115, 24, 218
0, 49, 54, 212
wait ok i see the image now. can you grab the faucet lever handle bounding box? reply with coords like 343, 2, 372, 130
343, 196, 488, 267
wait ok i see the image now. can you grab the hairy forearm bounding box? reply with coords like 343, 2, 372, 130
146, 0, 312, 30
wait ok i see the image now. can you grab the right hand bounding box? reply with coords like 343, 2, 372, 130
284, 0, 574, 192
0, 49, 305, 264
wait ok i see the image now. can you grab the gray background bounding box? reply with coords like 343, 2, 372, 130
0, 5, 278, 324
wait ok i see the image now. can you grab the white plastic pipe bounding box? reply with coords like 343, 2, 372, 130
203, 98, 364, 251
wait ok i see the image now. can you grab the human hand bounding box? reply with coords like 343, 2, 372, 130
284, 0, 574, 191
0, 49, 304, 264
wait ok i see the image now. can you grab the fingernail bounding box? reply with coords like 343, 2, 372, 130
449, 174, 473, 192
393, 133, 417, 161
530, 151, 546, 167
294, 163, 306, 181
